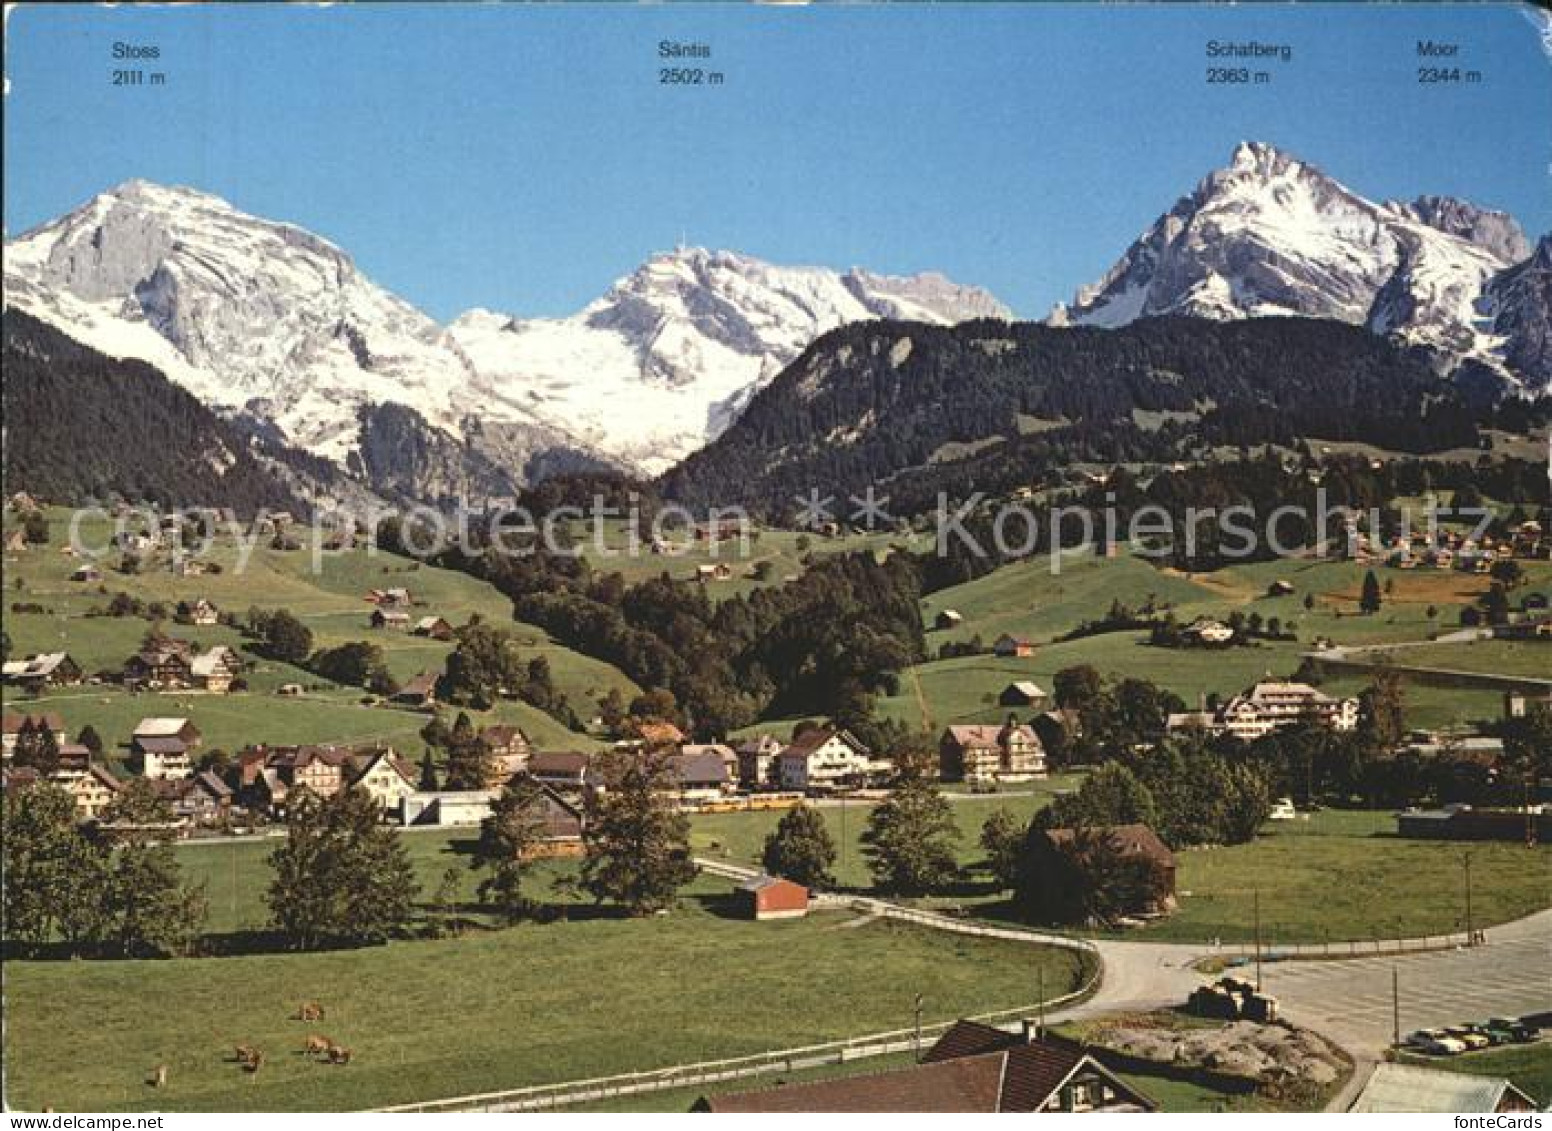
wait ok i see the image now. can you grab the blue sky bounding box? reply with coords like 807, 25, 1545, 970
6, 3, 1549, 322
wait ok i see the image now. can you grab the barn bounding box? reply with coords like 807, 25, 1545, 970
739, 875, 809, 921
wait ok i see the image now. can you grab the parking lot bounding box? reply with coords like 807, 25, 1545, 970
1259, 913, 1552, 1060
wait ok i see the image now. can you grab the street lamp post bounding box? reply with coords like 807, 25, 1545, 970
913, 993, 924, 1063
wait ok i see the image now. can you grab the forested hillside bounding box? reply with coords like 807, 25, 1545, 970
663, 316, 1504, 515
2, 311, 305, 516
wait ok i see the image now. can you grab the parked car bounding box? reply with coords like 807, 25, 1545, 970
1487, 1017, 1539, 1043
1422, 1035, 1469, 1056
1445, 1026, 1491, 1051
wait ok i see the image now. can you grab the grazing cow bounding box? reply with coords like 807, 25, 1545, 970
295, 1001, 325, 1022
303, 1035, 332, 1058
326, 1045, 353, 1066
242, 1049, 265, 1075
233, 1044, 259, 1064
147, 1065, 167, 1089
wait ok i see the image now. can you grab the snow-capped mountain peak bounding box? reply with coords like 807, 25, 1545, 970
447, 245, 1008, 472
5, 183, 1007, 482
1052, 141, 1534, 387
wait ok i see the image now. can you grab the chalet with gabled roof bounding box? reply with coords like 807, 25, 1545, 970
698, 1022, 1154, 1112
776, 727, 880, 793
940, 719, 1047, 785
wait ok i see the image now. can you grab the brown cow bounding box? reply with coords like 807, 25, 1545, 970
233, 1044, 259, 1064
242, 1049, 265, 1075
326, 1045, 352, 1066
303, 1034, 333, 1058
295, 1001, 325, 1022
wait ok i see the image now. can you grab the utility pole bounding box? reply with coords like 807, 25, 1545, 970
1391, 966, 1401, 1049
1463, 851, 1474, 946
1037, 966, 1046, 1040
1253, 888, 1263, 992
913, 993, 924, 1063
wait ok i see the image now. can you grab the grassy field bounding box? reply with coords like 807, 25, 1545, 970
897, 553, 1552, 733
1359, 638, 1552, 680
571, 518, 926, 601
1397, 1042, 1552, 1108
2, 883, 1089, 1112
2, 509, 632, 755
1126, 811, 1552, 945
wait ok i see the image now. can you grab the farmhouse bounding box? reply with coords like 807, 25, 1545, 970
664, 748, 734, 806
1181, 618, 1235, 646
347, 747, 420, 816
189, 646, 242, 693
69, 565, 102, 583
694, 563, 734, 582
738, 875, 809, 920
735, 734, 784, 790
935, 609, 965, 630
2, 651, 83, 690
776, 727, 880, 793
371, 608, 412, 630
368, 587, 413, 608
477, 724, 532, 782
129, 718, 202, 779
698, 1023, 1155, 1112
993, 634, 1036, 658
390, 672, 439, 708
998, 681, 1048, 708
502, 781, 586, 856
123, 645, 195, 690
411, 615, 455, 640
526, 750, 594, 797
53, 763, 124, 821
1037, 824, 1177, 915
681, 742, 738, 782
152, 771, 233, 824
940, 720, 1047, 785
2, 712, 66, 758
185, 599, 220, 626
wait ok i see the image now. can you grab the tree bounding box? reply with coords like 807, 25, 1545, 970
266, 788, 420, 949
11, 719, 61, 776
470, 779, 551, 923
979, 808, 1026, 892
860, 776, 960, 895
762, 804, 838, 888
1360, 570, 1383, 615
443, 711, 497, 790
417, 749, 440, 791
77, 724, 104, 758
99, 781, 208, 957
442, 622, 526, 708
581, 750, 696, 915
1490, 559, 1525, 591
259, 608, 313, 664
1, 784, 107, 955
1501, 703, 1552, 802
1053, 665, 1103, 712
1358, 670, 1406, 757
1040, 762, 1157, 831
309, 640, 389, 689
22, 510, 49, 545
